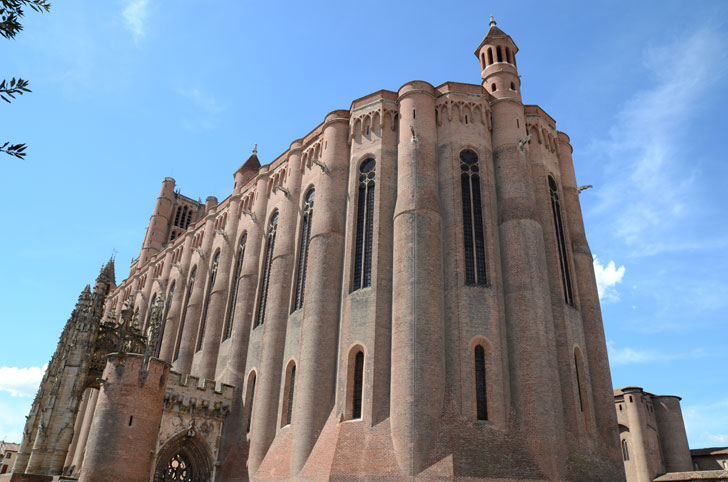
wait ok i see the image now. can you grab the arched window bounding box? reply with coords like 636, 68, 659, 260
574, 348, 586, 413
185, 209, 193, 228
246, 372, 256, 433
293, 189, 315, 311
506, 47, 512, 63
622, 439, 629, 461
174, 207, 182, 227
496, 46, 503, 62
174, 266, 196, 361
353, 159, 376, 291
352, 351, 364, 419
474, 345, 488, 420
282, 363, 296, 426
460, 150, 487, 285
156, 281, 175, 357
223, 234, 246, 340
197, 250, 220, 351
491, 83, 496, 92
144, 293, 157, 331
255, 212, 278, 328
549, 176, 574, 306
487, 48, 493, 65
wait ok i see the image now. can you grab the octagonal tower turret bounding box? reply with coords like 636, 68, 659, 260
475, 16, 521, 103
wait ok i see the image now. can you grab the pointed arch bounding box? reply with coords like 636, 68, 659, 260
196, 248, 220, 351
281, 360, 296, 427
153, 429, 214, 482
173, 265, 197, 361
223, 233, 247, 340
255, 211, 278, 328
353, 158, 376, 291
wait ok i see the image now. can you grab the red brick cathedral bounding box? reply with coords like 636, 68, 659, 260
9, 17, 625, 482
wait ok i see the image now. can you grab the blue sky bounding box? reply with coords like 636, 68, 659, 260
1, 0, 726, 449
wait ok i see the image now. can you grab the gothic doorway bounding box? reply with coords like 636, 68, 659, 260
154, 431, 214, 482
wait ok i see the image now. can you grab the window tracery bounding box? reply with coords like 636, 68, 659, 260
353, 159, 375, 291
549, 176, 574, 306
255, 212, 278, 328
293, 189, 314, 311
223, 234, 246, 340
460, 150, 487, 285
197, 250, 220, 351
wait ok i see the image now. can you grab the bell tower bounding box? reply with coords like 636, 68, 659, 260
475, 15, 522, 102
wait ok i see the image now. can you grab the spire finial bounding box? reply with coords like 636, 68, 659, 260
489, 14, 496, 27
253, 144, 258, 155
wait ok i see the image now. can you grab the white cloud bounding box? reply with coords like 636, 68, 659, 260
0, 365, 47, 398
684, 398, 728, 448
593, 255, 625, 302
123, 0, 149, 41
607, 341, 726, 366
178, 88, 225, 114
590, 28, 727, 254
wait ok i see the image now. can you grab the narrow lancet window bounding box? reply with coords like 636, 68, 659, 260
283, 364, 296, 426
460, 150, 487, 285
574, 349, 585, 412
622, 440, 629, 461
353, 351, 364, 419
474, 345, 488, 420
174, 266, 196, 361
293, 189, 315, 311
144, 293, 157, 331
223, 234, 246, 340
246, 373, 256, 433
549, 176, 574, 306
353, 159, 376, 291
156, 281, 175, 357
255, 213, 278, 328
197, 250, 220, 351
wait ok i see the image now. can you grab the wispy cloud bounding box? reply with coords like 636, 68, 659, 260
590, 28, 728, 255
607, 341, 725, 366
593, 255, 625, 302
0, 365, 46, 398
684, 398, 728, 448
178, 88, 225, 114
123, 0, 149, 41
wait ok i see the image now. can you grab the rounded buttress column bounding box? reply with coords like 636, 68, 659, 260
623, 388, 651, 482
390, 81, 445, 476
140, 177, 176, 265
248, 142, 303, 475
199, 196, 242, 379
175, 214, 215, 375
70, 388, 99, 475
654, 395, 692, 472
290, 110, 351, 474
159, 234, 194, 362
79, 354, 169, 482
224, 170, 270, 389
491, 96, 567, 478
62, 387, 91, 472
557, 131, 623, 468
217, 170, 270, 470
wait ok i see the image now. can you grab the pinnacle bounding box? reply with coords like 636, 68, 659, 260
241, 145, 261, 171
97, 257, 116, 285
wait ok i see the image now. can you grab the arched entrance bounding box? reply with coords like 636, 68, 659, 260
154, 430, 214, 482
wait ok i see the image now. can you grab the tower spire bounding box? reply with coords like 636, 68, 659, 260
489, 14, 496, 27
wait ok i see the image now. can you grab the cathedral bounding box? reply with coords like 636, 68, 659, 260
6, 18, 626, 482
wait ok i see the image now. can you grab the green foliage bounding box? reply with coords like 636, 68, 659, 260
0, 142, 28, 159
1, 0, 50, 160
0, 0, 50, 39
0, 77, 31, 103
